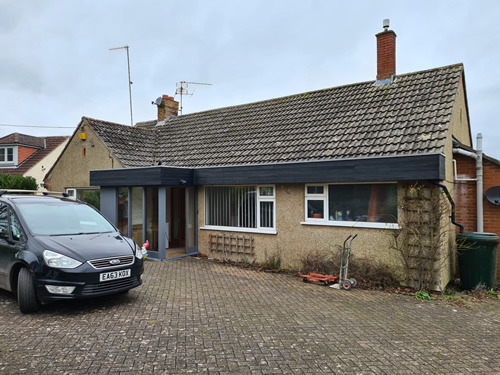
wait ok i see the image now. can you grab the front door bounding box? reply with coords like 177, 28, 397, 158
169, 188, 185, 248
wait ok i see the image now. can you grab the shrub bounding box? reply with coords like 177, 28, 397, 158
0, 174, 37, 190
300, 247, 398, 289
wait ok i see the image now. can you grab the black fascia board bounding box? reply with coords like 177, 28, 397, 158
194, 153, 445, 185
90, 153, 445, 187
90, 166, 194, 187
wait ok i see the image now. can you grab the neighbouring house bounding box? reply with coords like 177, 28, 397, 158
0, 133, 69, 190
45, 23, 477, 290
454, 138, 500, 280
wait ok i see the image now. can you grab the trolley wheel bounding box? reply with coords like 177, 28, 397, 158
349, 278, 358, 288
342, 279, 352, 290
303, 277, 308, 283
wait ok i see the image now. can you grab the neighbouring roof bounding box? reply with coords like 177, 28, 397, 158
87, 64, 464, 169
0, 136, 69, 175
0, 132, 46, 148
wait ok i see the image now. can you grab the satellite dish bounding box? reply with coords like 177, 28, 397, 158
485, 186, 500, 206
154, 97, 162, 106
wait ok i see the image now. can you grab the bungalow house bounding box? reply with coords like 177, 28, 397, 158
45, 24, 476, 290
0, 133, 68, 190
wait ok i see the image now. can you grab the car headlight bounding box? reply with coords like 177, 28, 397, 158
135, 243, 143, 259
43, 250, 82, 269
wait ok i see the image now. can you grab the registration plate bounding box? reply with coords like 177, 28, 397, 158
99, 269, 131, 282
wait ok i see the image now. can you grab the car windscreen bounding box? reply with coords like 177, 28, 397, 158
16, 201, 116, 236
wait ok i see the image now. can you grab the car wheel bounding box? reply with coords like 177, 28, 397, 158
18, 267, 41, 313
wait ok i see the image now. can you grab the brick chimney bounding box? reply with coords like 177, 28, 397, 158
157, 95, 179, 121
376, 19, 397, 82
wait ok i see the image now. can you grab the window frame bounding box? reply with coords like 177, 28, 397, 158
302, 183, 399, 229
0, 146, 17, 165
202, 185, 277, 234
305, 184, 327, 221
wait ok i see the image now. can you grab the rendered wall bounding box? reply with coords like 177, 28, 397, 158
198, 182, 456, 289
44, 123, 122, 192
436, 74, 473, 288
198, 183, 404, 276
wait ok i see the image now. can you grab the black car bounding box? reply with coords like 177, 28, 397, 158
0, 190, 144, 313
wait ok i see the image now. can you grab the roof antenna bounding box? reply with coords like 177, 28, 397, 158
175, 81, 212, 115
109, 45, 134, 126
383, 19, 390, 31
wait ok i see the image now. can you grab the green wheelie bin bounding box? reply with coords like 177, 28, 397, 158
456, 232, 498, 290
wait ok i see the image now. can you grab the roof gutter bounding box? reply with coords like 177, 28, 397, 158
452, 133, 483, 232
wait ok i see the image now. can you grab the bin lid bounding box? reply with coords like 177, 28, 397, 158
457, 232, 499, 245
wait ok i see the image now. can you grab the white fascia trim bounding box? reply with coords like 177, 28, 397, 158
301, 220, 399, 230
200, 226, 277, 235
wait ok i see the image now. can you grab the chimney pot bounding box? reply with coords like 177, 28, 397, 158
383, 19, 390, 31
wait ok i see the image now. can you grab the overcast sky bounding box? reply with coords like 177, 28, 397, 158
1, 0, 499, 159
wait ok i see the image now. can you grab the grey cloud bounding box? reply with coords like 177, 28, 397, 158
0, 59, 44, 93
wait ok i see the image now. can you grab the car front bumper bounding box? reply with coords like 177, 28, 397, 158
35, 262, 144, 301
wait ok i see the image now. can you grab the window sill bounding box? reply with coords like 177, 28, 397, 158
200, 226, 277, 235
301, 220, 399, 230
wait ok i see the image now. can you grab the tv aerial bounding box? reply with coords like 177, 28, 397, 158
175, 81, 212, 115
109, 45, 134, 126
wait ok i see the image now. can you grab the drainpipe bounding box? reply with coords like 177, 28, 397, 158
452, 133, 483, 232
476, 134, 483, 232
431, 182, 464, 233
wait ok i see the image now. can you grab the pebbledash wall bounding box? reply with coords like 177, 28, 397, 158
45, 124, 123, 192
455, 153, 500, 279
198, 183, 408, 280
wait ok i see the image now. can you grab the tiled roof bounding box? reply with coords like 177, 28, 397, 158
84, 117, 157, 167
88, 64, 464, 169
0, 136, 69, 175
0, 133, 46, 148
135, 120, 157, 130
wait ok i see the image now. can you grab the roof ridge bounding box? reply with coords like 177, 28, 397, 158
83, 116, 155, 132
156, 63, 464, 122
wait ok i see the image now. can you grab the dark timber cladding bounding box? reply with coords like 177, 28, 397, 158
90, 166, 194, 187
90, 154, 445, 187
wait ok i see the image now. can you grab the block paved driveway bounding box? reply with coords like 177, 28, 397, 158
0, 257, 499, 374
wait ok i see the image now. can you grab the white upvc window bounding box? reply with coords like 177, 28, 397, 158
303, 183, 399, 229
0, 146, 17, 165
305, 185, 327, 220
203, 185, 276, 233
66, 189, 77, 200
